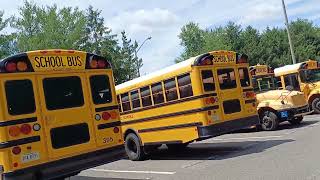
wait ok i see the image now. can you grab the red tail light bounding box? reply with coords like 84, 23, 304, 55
5, 62, 17, 72
20, 124, 32, 135
113, 127, 120, 133
9, 126, 20, 137
98, 60, 106, 68
12, 146, 21, 155
102, 112, 111, 120
244, 91, 256, 98
200, 58, 213, 66
110, 111, 118, 119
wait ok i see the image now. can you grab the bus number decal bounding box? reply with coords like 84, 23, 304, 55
103, 137, 114, 144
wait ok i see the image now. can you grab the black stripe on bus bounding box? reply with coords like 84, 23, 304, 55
98, 121, 121, 130
95, 105, 119, 112
245, 99, 256, 104
138, 122, 203, 133
120, 93, 217, 115
0, 117, 37, 127
144, 140, 183, 146
243, 88, 254, 92
121, 105, 219, 126
0, 136, 40, 149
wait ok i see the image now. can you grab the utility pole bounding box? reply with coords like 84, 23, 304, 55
135, 36, 152, 77
281, 0, 296, 64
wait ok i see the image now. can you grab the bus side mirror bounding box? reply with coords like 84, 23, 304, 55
285, 86, 294, 91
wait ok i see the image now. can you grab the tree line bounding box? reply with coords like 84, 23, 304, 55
176, 20, 320, 68
0, 1, 141, 84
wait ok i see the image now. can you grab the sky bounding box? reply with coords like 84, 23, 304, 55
1, 0, 320, 74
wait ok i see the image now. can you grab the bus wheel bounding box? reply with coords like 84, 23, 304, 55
311, 98, 320, 114
260, 111, 279, 131
288, 116, 303, 125
166, 143, 189, 150
125, 133, 145, 161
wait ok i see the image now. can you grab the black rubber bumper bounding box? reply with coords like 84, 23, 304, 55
3, 145, 125, 180
197, 115, 259, 139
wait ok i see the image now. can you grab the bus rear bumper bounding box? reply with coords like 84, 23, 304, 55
2, 145, 125, 180
197, 115, 259, 139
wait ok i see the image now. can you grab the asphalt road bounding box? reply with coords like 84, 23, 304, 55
71, 115, 320, 180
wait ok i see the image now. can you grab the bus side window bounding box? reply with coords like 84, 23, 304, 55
5, 80, 36, 115
117, 95, 122, 112
275, 77, 283, 89
151, 82, 164, 105
140, 86, 152, 107
284, 74, 300, 91
121, 93, 131, 112
201, 70, 215, 92
238, 68, 250, 87
178, 73, 193, 98
130, 90, 141, 109
164, 78, 178, 102
217, 68, 237, 89
89, 75, 112, 105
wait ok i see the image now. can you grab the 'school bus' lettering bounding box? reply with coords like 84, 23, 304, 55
0, 49, 124, 180
255, 65, 268, 76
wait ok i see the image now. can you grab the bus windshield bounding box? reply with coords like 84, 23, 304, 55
253, 76, 277, 92
300, 69, 320, 83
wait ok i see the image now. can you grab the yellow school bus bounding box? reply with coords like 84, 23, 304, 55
250, 64, 312, 131
0, 49, 124, 180
116, 50, 259, 161
274, 60, 320, 113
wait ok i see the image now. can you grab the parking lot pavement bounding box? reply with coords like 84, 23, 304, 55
74, 115, 320, 180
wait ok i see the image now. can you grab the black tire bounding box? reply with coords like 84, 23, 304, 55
166, 143, 189, 150
288, 116, 303, 125
311, 98, 320, 114
260, 111, 279, 131
125, 133, 145, 161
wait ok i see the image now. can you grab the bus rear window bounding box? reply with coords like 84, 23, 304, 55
90, 75, 112, 105
201, 70, 215, 92
238, 68, 250, 87
43, 76, 84, 110
5, 80, 36, 115
218, 68, 237, 89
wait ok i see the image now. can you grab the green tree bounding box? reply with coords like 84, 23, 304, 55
0, 11, 17, 58
176, 22, 205, 62
239, 26, 261, 65
13, 1, 86, 51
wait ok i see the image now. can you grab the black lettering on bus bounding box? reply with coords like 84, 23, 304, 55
34, 57, 41, 68
76, 56, 82, 66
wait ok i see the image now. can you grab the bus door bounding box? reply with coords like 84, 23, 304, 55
215, 66, 244, 121
37, 74, 96, 159
86, 71, 122, 148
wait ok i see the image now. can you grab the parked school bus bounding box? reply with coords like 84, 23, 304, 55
274, 60, 320, 113
250, 64, 312, 131
116, 50, 259, 161
0, 50, 124, 180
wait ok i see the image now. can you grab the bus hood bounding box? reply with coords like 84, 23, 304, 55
256, 90, 307, 109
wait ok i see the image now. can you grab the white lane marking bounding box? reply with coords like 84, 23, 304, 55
213, 135, 283, 141
89, 169, 176, 175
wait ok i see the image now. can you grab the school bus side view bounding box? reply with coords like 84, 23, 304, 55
0, 50, 124, 180
116, 50, 259, 161
274, 60, 320, 114
250, 65, 312, 131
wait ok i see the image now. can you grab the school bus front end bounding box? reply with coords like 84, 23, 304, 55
275, 60, 320, 114
0, 50, 124, 180
251, 64, 312, 130
117, 51, 259, 161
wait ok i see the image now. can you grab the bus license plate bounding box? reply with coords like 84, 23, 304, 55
21, 152, 40, 163
280, 111, 288, 118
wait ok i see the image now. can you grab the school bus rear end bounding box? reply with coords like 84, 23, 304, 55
0, 50, 124, 180
117, 51, 259, 161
